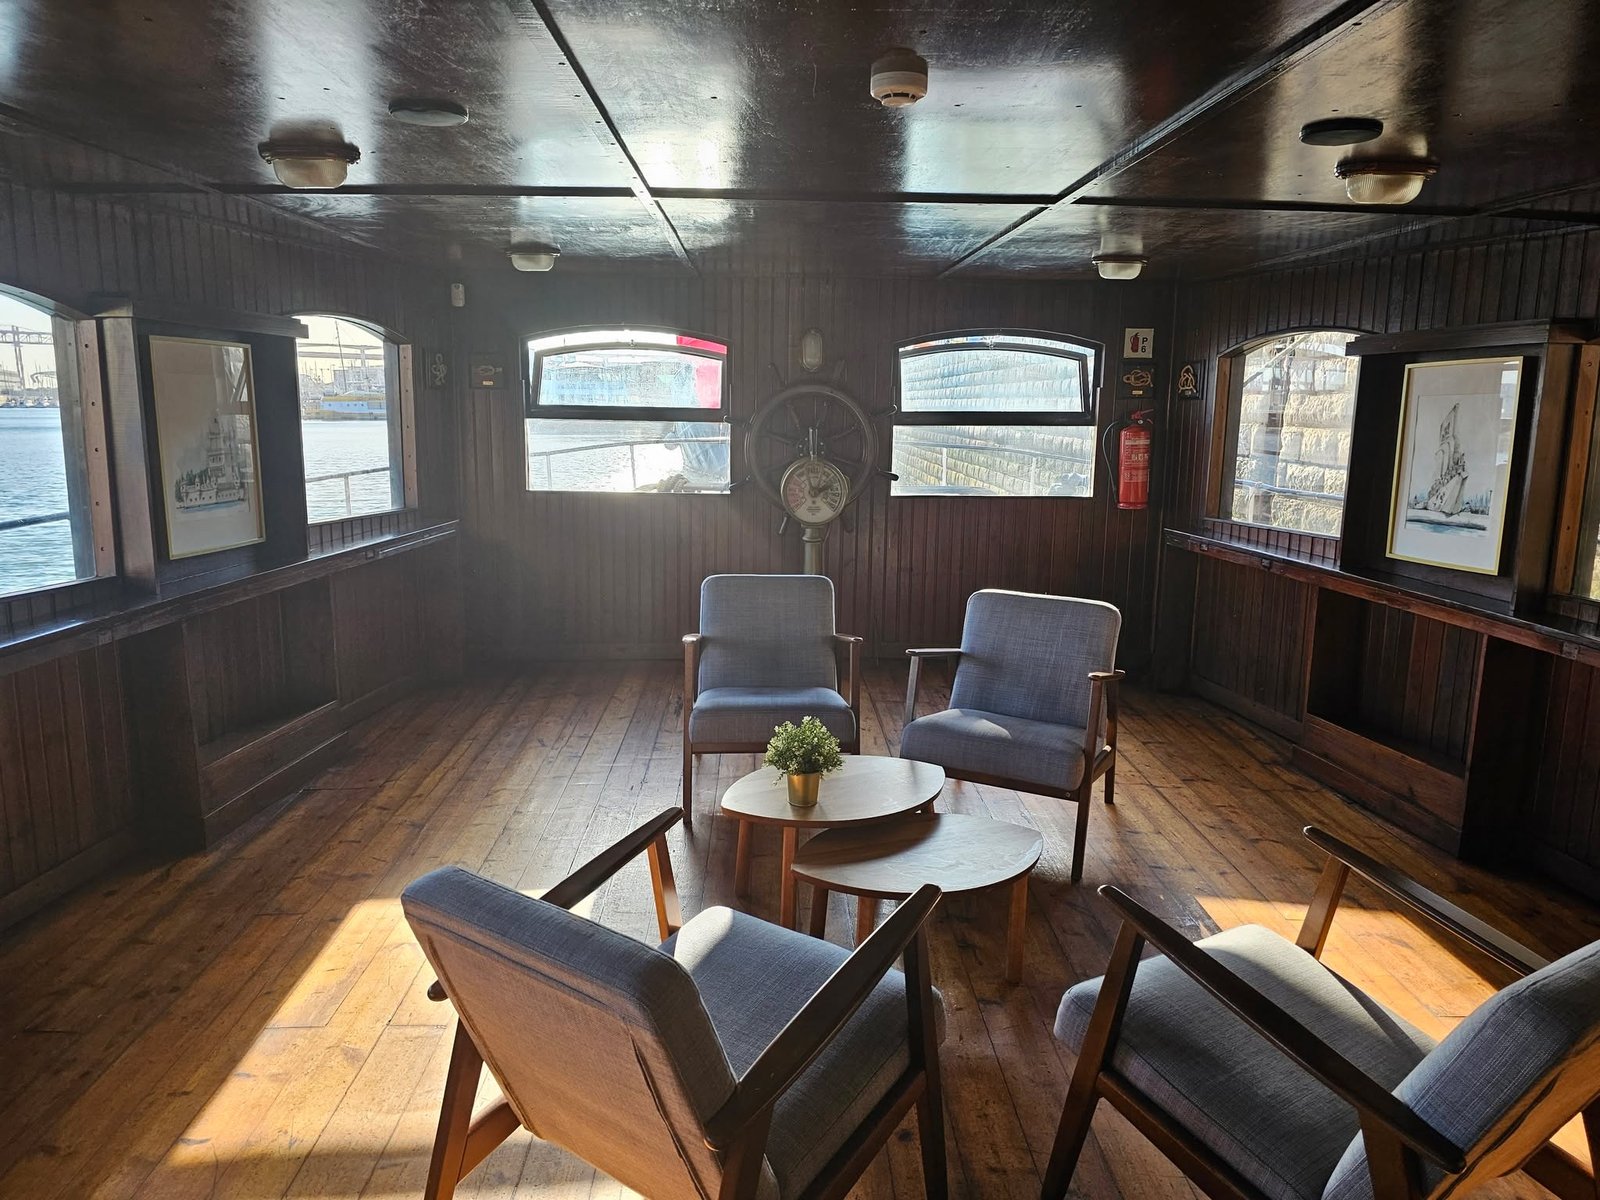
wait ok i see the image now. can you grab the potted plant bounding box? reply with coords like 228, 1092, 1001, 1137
764, 716, 845, 807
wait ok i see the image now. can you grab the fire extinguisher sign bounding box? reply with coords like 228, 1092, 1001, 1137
1123, 327, 1154, 358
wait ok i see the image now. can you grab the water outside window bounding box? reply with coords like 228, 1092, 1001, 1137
0, 294, 83, 597
296, 316, 402, 521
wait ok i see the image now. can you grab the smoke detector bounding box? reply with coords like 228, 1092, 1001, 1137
870, 49, 928, 107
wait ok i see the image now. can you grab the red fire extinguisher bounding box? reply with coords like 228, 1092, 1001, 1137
1102, 408, 1156, 510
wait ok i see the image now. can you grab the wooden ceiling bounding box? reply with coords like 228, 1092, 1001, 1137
0, 0, 1597, 278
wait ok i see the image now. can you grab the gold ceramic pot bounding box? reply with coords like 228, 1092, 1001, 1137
786, 771, 821, 807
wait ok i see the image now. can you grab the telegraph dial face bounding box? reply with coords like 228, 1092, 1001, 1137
779, 457, 850, 526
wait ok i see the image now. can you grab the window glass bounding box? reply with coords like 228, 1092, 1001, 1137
296, 316, 404, 521
1223, 331, 1360, 536
525, 329, 729, 494
891, 331, 1098, 498
0, 293, 94, 596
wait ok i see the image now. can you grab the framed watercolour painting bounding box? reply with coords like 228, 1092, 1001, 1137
150, 336, 265, 559
1386, 356, 1523, 575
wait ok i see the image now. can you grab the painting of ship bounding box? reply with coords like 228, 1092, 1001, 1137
1424, 402, 1469, 516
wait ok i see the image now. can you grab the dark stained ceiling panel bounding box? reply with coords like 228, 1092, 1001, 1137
0, 0, 633, 190
1079, 0, 1600, 213
538, 0, 1353, 196
261, 193, 684, 269
663, 199, 1039, 274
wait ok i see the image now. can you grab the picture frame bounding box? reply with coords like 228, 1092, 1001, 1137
1386, 355, 1523, 575
149, 335, 265, 559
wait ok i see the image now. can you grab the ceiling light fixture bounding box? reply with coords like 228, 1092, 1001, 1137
509, 244, 560, 272
1334, 156, 1438, 205
388, 97, 470, 127
257, 138, 360, 188
1299, 116, 1384, 146
1092, 252, 1147, 281
870, 48, 928, 107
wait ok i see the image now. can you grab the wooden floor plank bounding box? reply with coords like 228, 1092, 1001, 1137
2, 662, 1596, 1200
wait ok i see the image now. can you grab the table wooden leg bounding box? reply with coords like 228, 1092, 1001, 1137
1006, 875, 1030, 984
780, 827, 798, 929
855, 896, 879, 947
808, 886, 829, 939
734, 820, 753, 898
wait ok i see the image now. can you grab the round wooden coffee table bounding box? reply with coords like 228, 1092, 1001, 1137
791, 813, 1044, 983
720, 755, 945, 929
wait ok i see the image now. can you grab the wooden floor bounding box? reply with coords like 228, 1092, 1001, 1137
2, 663, 1597, 1200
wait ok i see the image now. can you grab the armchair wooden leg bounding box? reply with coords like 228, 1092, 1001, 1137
1104, 755, 1116, 805
918, 1078, 949, 1200
682, 741, 694, 829
426, 1022, 485, 1200
1070, 781, 1092, 884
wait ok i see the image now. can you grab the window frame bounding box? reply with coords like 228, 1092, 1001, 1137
292, 312, 417, 525
892, 329, 1100, 430
1209, 327, 1366, 539
524, 325, 730, 424
888, 327, 1103, 501
0, 283, 115, 602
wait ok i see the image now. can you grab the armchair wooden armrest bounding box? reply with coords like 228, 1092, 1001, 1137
1295, 826, 1548, 975
703, 883, 943, 1156
833, 635, 864, 729
427, 809, 685, 1001
1096, 884, 1466, 1176
682, 633, 703, 706
903, 647, 964, 728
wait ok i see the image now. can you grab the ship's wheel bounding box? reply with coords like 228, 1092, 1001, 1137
745, 382, 880, 572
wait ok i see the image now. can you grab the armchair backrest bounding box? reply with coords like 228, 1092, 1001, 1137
698, 573, 838, 691
950, 591, 1121, 728
402, 867, 737, 1200
1322, 939, 1600, 1200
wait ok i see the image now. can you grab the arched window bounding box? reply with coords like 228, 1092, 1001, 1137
0, 289, 102, 597
294, 315, 407, 520
1220, 331, 1361, 536
524, 327, 730, 493
890, 330, 1100, 498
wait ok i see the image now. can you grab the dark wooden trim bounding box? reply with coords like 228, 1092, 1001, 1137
1346, 320, 1592, 357
0, 521, 458, 674
0, 829, 142, 932
1166, 530, 1600, 669
1188, 675, 1303, 739
89, 295, 310, 339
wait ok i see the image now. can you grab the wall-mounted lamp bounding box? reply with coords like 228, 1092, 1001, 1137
799, 327, 825, 372
508, 245, 560, 272
1334, 157, 1438, 205
1092, 253, 1148, 281
257, 138, 360, 188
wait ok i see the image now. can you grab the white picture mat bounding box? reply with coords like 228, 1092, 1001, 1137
1386, 356, 1522, 575
151, 336, 264, 559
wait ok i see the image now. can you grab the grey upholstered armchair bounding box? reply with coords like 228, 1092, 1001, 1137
403, 809, 947, 1200
683, 574, 861, 826
901, 590, 1122, 883
1043, 826, 1600, 1200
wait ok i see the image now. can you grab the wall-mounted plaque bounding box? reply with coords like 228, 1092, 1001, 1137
470, 351, 506, 389
1120, 364, 1157, 399
423, 348, 450, 390
1176, 360, 1204, 399
149, 336, 265, 560
1123, 327, 1154, 358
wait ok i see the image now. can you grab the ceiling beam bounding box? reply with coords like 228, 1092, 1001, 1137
507, 0, 695, 273
936, 0, 1407, 278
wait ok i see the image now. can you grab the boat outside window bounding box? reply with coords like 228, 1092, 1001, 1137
0, 291, 99, 598
295, 316, 405, 521
890, 330, 1099, 498
1220, 331, 1360, 536
524, 328, 730, 494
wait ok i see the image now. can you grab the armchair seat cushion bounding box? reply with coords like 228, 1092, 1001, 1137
900, 707, 1088, 792
1053, 924, 1435, 1200
666, 907, 943, 1200
689, 686, 854, 745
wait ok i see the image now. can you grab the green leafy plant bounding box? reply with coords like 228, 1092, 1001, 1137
764, 716, 844, 778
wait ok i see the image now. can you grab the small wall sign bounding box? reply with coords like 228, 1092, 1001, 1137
1123, 328, 1154, 358
1177, 360, 1204, 400
424, 348, 450, 390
